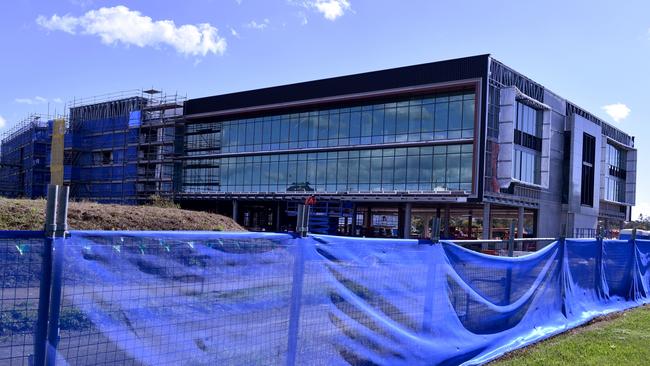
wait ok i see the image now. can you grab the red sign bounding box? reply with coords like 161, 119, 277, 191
305, 195, 317, 206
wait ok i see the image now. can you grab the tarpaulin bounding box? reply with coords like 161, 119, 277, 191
34, 231, 650, 365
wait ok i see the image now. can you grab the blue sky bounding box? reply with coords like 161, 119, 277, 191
1, 0, 649, 216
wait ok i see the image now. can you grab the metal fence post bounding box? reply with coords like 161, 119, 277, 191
46, 186, 69, 366
504, 220, 516, 304
286, 235, 305, 366
34, 185, 59, 366
296, 204, 310, 237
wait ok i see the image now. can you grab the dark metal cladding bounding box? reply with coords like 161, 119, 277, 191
184, 54, 490, 116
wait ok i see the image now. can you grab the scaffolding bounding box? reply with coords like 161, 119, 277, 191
0, 114, 53, 198
137, 89, 185, 202
64, 89, 185, 204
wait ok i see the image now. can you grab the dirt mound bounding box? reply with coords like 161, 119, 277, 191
0, 198, 244, 231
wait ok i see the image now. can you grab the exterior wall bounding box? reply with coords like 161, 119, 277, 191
0, 120, 52, 198
536, 90, 567, 238
564, 114, 602, 233
626, 149, 637, 206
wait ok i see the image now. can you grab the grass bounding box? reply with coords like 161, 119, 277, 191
492, 305, 650, 365
0, 197, 244, 231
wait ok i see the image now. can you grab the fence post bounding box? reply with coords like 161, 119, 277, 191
504, 220, 516, 304
296, 204, 309, 237
34, 185, 59, 366
286, 236, 305, 366
46, 186, 69, 366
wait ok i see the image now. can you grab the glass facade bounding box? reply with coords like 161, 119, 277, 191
182, 90, 477, 194
183, 145, 473, 193
513, 102, 542, 185
604, 143, 627, 203
186, 92, 475, 156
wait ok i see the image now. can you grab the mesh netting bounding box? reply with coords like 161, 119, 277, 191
3, 231, 650, 365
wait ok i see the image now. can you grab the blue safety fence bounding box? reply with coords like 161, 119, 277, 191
0, 231, 45, 366
2, 230, 650, 365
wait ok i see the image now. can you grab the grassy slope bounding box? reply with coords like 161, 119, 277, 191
0, 197, 244, 231
492, 305, 650, 365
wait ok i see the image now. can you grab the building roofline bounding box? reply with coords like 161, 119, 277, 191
184, 54, 490, 117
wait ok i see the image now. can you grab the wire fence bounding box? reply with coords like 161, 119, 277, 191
1, 230, 650, 365
0, 231, 45, 366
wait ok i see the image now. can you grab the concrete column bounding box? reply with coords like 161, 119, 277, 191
350, 204, 357, 236
364, 207, 372, 235
443, 204, 451, 238
468, 210, 473, 239
403, 203, 413, 239
517, 206, 525, 239
423, 214, 431, 240
232, 199, 239, 224
275, 202, 281, 232
436, 208, 441, 239
482, 203, 491, 239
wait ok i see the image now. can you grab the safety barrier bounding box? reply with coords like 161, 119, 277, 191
1, 230, 649, 365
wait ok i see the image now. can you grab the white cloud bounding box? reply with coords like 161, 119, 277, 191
245, 19, 270, 30
290, 0, 351, 21
0, 115, 6, 129
230, 27, 239, 38
14, 96, 63, 105
36, 6, 226, 56
602, 103, 631, 123
313, 0, 350, 20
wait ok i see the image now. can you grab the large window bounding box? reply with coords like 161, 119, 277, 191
605, 143, 627, 202
513, 102, 542, 185
183, 144, 473, 194
581, 133, 595, 206
186, 91, 476, 155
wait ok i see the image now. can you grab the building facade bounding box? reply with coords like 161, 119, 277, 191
0, 91, 183, 204
0, 115, 52, 198
178, 55, 637, 239
0, 56, 636, 239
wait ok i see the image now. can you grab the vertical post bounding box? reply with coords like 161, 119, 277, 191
46, 187, 69, 365
443, 204, 450, 239
275, 201, 281, 232
467, 210, 473, 239
517, 207, 525, 239
431, 218, 441, 243
364, 207, 372, 236
296, 204, 309, 237
508, 220, 515, 257
482, 203, 491, 250
286, 230, 305, 366
34, 185, 58, 366
403, 202, 412, 239
50, 119, 65, 186
350, 204, 357, 236
504, 220, 516, 305
232, 199, 239, 223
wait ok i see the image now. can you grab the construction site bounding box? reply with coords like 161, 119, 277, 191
0, 90, 184, 204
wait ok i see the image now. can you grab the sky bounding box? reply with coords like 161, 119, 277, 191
0, 0, 649, 217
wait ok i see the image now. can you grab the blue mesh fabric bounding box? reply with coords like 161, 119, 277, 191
3, 230, 650, 365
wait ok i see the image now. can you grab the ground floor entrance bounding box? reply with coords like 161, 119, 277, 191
181, 198, 538, 240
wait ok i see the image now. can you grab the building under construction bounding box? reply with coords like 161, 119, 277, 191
65, 90, 184, 203
0, 114, 53, 198
0, 90, 184, 204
